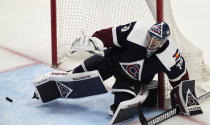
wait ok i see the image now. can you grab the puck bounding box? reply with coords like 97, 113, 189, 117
5, 97, 13, 102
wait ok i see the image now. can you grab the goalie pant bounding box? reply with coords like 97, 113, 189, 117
73, 54, 160, 110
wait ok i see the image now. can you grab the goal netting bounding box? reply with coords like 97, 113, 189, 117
51, 0, 210, 108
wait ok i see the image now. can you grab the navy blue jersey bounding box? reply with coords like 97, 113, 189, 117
92, 21, 188, 86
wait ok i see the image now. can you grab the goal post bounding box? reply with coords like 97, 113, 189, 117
155, 0, 166, 108
51, 0, 58, 67
50, 0, 210, 108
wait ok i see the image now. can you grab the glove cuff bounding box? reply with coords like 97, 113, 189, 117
91, 37, 104, 50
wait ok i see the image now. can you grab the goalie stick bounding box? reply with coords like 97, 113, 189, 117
138, 91, 210, 125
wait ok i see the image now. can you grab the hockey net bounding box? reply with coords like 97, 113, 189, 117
51, 0, 210, 108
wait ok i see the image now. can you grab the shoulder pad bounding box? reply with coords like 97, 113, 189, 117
156, 40, 181, 71
127, 21, 151, 47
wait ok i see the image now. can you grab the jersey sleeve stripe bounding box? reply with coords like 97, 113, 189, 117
112, 27, 121, 47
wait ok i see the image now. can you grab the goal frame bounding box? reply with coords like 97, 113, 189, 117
50, 0, 166, 108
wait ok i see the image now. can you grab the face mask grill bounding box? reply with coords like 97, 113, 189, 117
146, 32, 164, 50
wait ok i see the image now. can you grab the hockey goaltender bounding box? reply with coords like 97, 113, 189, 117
33, 21, 203, 124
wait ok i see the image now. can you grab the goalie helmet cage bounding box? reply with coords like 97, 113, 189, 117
50, 0, 210, 108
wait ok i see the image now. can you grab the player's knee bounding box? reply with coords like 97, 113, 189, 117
84, 55, 104, 67
84, 55, 114, 80
73, 55, 103, 74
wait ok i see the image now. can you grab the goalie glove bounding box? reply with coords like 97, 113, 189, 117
70, 34, 104, 54
170, 80, 203, 116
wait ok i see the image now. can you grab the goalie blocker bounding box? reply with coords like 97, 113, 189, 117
170, 80, 203, 116
137, 80, 204, 125
33, 70, 107, 103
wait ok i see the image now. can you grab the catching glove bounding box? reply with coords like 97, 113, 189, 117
70, 34, 104, 54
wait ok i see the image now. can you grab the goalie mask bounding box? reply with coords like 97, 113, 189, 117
146, 22, 170, 57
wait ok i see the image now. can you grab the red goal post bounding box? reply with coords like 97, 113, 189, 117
51, 0, 58, 68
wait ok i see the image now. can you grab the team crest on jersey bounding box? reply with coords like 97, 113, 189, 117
173, 49, 183, 69
122, 64, 140, 80
120, 60, 144, 80
149, 23, 163, 38
173, 49, 181, 61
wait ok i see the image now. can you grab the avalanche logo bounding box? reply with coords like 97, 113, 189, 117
56, 81, 72, 98
186, 89, 199, 107
122, 64, 140, 80
120, 60, 144, 80
185, 89, 202, 115
149, 23, 162, 38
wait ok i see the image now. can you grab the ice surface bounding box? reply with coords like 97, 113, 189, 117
0, 64, 167, 125
0, 64, 113, 125
0, 65, 114, 125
